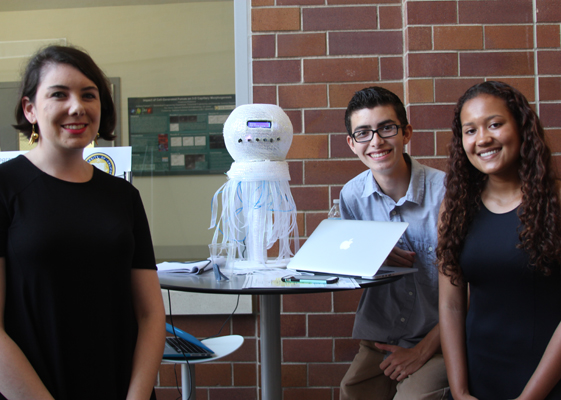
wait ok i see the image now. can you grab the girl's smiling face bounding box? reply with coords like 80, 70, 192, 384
461, 94, 521, 180
22, 62, 101, 153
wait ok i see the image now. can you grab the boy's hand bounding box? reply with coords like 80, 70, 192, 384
384, 247, 415, 268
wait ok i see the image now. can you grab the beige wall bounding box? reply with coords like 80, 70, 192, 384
0, 1, 235, 259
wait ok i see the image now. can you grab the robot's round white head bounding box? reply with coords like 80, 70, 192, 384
223, 104, 293, 162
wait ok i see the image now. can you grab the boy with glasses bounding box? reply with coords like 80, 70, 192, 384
339, 87, 449, 400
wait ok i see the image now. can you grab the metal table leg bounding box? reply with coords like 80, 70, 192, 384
260, 293, 281, 400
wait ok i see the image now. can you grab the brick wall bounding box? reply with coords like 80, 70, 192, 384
155, 1, 561, 399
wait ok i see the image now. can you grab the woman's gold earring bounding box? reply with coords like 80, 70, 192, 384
28, 124, 39, 145
94, 133, 100, 146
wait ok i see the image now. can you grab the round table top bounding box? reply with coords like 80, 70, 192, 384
158, 269, 401, 295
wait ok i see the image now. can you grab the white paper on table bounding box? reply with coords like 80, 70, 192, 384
157, 260, 212, 274
242, 270, 360, 289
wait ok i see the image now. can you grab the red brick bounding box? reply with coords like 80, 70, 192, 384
537, 25, 561, 48
279, 0, 323, 4
155, 388, 203, 400
284, 388, 332, 400
540, 103, 561, 128
333, 289, 363, 312
331, 134, 355, 158
553, 157, 561, 179
222, 338, 257, 362
283, 338, 333, 362
329, 83, 404, 108
409, 104, 456, 130
434, 26, 483, 50
234, 363, 257, 386
303, 6, 377, 31
208, 387, 257, 400
410, 131, 436, 157
304, 58, 379, 83
252, 8, 300, 32
329, 31, 403, 56
407, 79, 434, 104
196, 363, 232, 386
485, 26, 534, 50
304, 109, 346, 134
252, 35, 275, 58
380, 57, 403, 81
545, 129, 561, 153
281, 313, 306, 336
308, 363, 349, 386
253, 86, 276, 104
459, 0, 533, 24
434, 78, 482, 103
329, 0, 400, 3
279, 85, 328, 109
308, 314, 355, 337
436, 131, 453, 157
407, 1, 457, 25
407, 26, 432, 51
288, 161, 303, 185
296, 213, 305, 240
287, 134, 329, 159
538, 50, 561, 74
253, 60, 301, 84
281, 364, 308, 387
253, 0, 273, 5
286, 110, 303, 134
334, 338, 361, 362
305, 160, 367, 185
278, 33, 326, 57
540, 77, 561, 102
330, 186, 343, 203
283, 292, 332, 312
291, 186, 329, 210
232, 314, 257, 336
536, 0, 561, 22
493, 77, 536, 102
408, 53, 458, 78
418, 157, 447, 172
305, 212, 326, 236
379, 5, 403, 30
169, 315, 231, 338
460, 52, 534, 77
158, 363, 182, 387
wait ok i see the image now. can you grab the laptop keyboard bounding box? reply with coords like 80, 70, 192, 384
166, 337, 212, 357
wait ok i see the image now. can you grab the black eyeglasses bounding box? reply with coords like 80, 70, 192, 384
351, 124, 402, 143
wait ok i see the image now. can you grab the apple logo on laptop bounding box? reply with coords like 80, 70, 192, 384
340, 238, 353, 250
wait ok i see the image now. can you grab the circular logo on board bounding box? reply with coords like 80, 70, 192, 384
85, 152, 115, 175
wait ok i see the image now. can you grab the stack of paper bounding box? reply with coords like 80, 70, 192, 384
157, 260, 212, 274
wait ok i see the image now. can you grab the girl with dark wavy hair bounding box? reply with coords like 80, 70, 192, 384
437, 81, 561, 400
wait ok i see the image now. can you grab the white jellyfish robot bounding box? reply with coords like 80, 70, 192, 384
209, 104, 299, 268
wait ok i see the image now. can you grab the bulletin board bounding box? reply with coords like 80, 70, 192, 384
128, 95, 235, 176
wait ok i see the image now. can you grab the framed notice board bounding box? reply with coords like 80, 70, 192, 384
128, 95, 235, 176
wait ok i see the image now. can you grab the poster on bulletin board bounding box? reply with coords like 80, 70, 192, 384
128, 95, 235, 176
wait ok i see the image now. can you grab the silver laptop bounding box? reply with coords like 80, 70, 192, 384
287, 219, 416, 280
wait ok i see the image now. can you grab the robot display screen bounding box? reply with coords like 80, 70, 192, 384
247, 121, 272, 129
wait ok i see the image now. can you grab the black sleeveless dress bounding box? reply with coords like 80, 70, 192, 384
453, 205, 561, 399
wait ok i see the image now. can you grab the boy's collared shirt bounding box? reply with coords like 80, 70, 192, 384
340, 155, 445, 348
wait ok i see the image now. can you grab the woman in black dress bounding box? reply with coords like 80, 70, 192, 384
0, 45, 165, 400
437, 81, 561, 400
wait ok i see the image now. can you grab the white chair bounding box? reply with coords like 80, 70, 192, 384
162, 335, 244, 400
